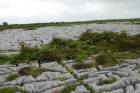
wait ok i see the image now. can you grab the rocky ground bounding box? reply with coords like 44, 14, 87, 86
0, 22, 140, 50
0, 22, 140, 93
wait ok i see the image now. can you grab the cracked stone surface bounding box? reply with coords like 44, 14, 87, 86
0, 22, 140, 50
1, 22, 140, 93
0, 58, 140, 93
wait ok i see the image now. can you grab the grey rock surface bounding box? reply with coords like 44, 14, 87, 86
1, 23, 140, 93
0, 23, 140, 50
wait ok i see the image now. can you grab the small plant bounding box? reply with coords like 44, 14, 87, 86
55, 76, 65, 81
85, 83, 96, 93
0, 87, 26, 93
6, 74, 19, 82
112, 73, 122, 78
103, 88, 110, 92
97, 77, 117, 85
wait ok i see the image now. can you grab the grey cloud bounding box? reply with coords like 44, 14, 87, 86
1, 0, 140, 24
0, 1, 11, 9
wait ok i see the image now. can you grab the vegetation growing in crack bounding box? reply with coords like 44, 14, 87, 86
6, 74, 19, 82
18, 66, 56, 78
53, 83, 80, 93
97, 77, 117, 85
84, 82, 96, 93
0, 87, 26, 93
133, 66, 140, 70
72, 62, 97, 70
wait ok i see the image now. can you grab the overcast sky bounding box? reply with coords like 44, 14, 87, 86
0, 0, 140, 24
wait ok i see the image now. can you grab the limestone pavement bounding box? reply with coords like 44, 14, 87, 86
0, 22, 140, 93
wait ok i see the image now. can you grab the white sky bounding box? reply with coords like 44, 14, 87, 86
0, 0, 140, 24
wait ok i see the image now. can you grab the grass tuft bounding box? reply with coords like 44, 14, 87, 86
18, 67, 56, 78
133, 66, 140, 70
0, 87, 26, 93
97, 77, 117, 85
6, 74, 19, 82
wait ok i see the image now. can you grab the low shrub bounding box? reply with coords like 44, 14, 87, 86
79, 31, 95, 41
40, 50, 62, 62
72, 63, 97, 70
10, 53, 23, 66
0, 55, 10, 65
61, 48, 78, 60
18, 66, 32, 75
20, 43, 39, 61
95, 54, 118, 67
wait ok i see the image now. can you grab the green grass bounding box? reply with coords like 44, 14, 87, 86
97, 78, 117, 85
133, 66, 140, 70
6, 74, 19, 82
1, 18, 140, 31
0, 87, 26, 93
113, 52, 139, 59
0, 60, 5, 65
19, 67, 56, 78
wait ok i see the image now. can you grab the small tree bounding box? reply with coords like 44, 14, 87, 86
3, 22, 8, 26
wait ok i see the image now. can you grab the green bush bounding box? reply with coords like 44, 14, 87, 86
20, 43, 39, 61
79, 31, 95, 41
10, 53, 23, 66
0, 55, 11, 65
